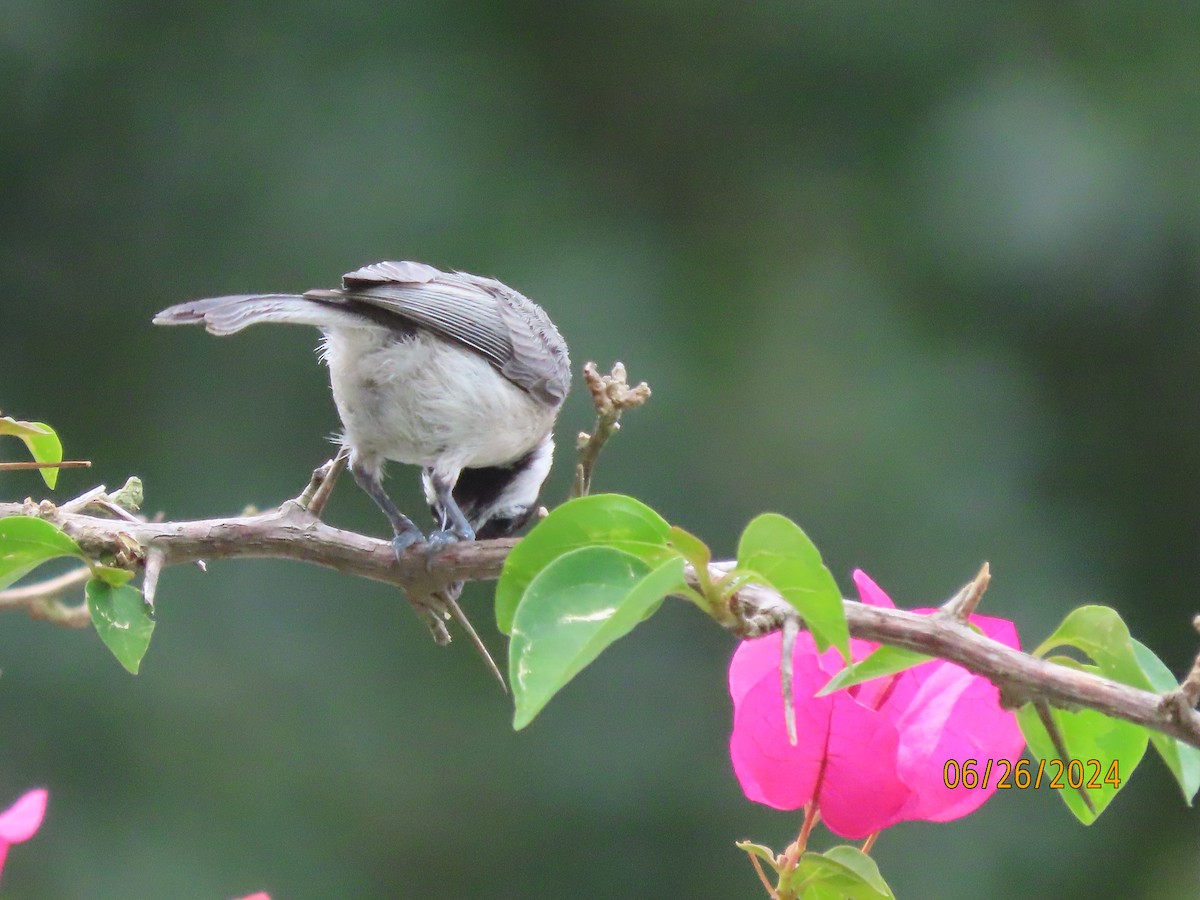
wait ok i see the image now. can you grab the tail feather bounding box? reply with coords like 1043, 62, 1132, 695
152, 294, 352, 336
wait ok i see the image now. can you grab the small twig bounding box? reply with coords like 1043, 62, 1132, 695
1033, 700, 1096, 814
745, 850, 778, 899
1179, 615, 1200, 707
571, 361, 650, 499
28, 599, 91, 628
439, 589, 506, 691
0, 460, 92, 471
92, 499, 142, 523
941, 562, 991, 621
861, 832, 879, 855
295, 452, 347, 518
60, 478, 145, 521
0, 567, 92, 628
1161, 615, 1200, 720
780, 804, 819, 872
0, 567, 91, 607
60, 485, 107, 512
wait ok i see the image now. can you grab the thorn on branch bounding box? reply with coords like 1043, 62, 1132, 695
781, 617, 799, 745
291, 451, 348, 519
571, 361, 651, 500
940, 562, 991, 621
442, 590, 506, 692
143, 548, 166, 610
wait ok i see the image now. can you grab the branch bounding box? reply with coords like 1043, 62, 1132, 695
723, 573, 1200, 750
0, 498, 514, 596
2, 490, 1197, 749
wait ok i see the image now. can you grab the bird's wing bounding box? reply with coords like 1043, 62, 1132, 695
310, 261, 570, 405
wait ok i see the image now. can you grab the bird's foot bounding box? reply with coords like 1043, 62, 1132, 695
391, 528, 426, 558
424, 529, 464, 554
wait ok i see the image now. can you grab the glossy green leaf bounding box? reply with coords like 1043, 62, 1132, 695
787, 846, 895, 899
0, 516, 84, 589
1130, 639, 1200, 804
737, 513, 848, 658
496, 494, 673, 634
1017, 695, 1147, 824
21, 422, 64, 489
817, 644, 931, 696
0, 418, 63, 489
1032, 605, 1195, 809
85, 580, 155, 675
509, 546, 684, 729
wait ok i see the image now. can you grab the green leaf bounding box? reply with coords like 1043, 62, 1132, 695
0, 516, 84, 589
737, 513, 848, 658
734, 840, 781, 875
786, 846, 895, 899
21, 422, 64, 490
821, 847, 894, 898
85, 580, 155, 675
496, 494, 673, 634
1034, 605, 1146, 686
667, 525, 710, 573
0, 418, 64, 489
817, 644, 931, 696
668, 524, 733, 615
1031, 605, 1195, 811
0, 417, 52, 439
1130, 639, 1200, 804
509, 547, 684, 729
1017, 696, 1147, 824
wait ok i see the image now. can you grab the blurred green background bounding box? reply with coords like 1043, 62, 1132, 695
3, 2, 1199, 897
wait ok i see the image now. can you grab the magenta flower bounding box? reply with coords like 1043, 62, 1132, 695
729, 570, 1024, 839
0, 788, 47, 881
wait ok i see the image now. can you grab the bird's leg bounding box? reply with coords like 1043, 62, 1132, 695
426, 471, 475, 551
349, 458, 424, 556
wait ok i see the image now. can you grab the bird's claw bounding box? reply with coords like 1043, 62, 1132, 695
391, 529, 425, 558
424, 529, 463, 554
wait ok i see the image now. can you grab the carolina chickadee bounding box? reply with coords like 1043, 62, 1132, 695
153, 260, 571, 556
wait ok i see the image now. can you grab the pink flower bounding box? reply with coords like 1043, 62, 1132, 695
0, 788, 47, 881
233, 894, 271, 900
729, 570, 1024, 839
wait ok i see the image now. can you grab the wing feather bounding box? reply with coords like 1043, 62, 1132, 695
307, 262, 570, 405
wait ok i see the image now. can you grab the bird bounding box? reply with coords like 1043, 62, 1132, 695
152, 260, 571, 556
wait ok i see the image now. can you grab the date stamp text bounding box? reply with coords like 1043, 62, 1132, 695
943, 758, 1121, 791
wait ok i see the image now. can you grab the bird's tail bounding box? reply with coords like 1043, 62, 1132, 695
152, 294, 351, 336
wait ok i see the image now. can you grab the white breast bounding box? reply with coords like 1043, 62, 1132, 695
320, 326, 557, 476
